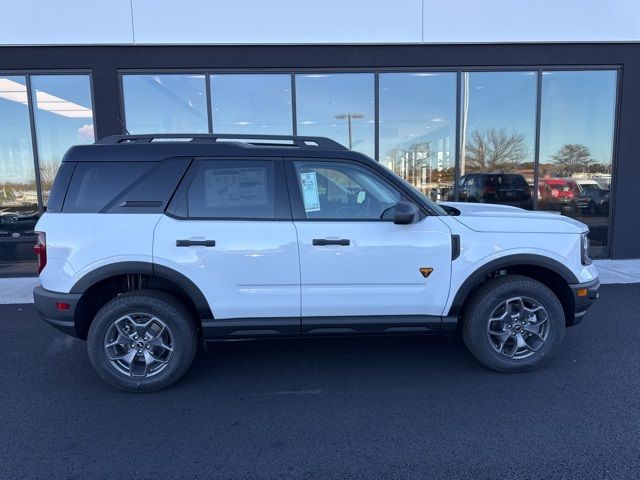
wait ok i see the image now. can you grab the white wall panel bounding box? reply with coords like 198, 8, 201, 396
0, 0, 639, 45
0, 0, 133, 45
422, 0, 640, 43
131, 0, 423, 44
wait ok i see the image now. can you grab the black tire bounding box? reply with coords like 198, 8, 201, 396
87, 289, 198, 392
461, 275, 565, 373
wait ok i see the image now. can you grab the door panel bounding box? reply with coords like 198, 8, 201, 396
294, 218, 452, 318
154, 157, 300, 323
154, 217, 300, 319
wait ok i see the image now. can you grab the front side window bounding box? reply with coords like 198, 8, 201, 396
184, 160, 276, 219
294, 161, 401, 220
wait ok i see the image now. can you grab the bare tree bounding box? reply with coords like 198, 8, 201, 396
551, 144, 594, 175
39, 160, 61, 191
465, 128, 529, 172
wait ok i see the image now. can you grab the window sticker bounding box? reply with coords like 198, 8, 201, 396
300, 171, 321, 212
204, 167, 267, 207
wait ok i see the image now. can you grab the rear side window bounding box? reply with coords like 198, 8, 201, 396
178, 160, 276, 219
63, 162, 151, 213
497, 174, 528, 188
46, 163, 76, 213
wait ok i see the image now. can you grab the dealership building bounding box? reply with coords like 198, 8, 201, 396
1, 0, 639, 276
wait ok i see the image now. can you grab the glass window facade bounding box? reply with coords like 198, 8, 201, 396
210, 74, 292, 135
459, 72, 537, 209
538, 70, 617, 257
122, 74, 208, 134
295, 74, 375, 158
0, 67, 620, 276
0, 74, 95, 276
118, 69, 618, 257
31, 75, 95, 205
379, 73, 456, 201
0, 76, 38, 275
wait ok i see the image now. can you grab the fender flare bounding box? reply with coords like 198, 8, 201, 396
70, 261, 213, 318
447, 254, 579, 317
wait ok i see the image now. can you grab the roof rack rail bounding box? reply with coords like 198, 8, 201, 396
96, 134, 348, 150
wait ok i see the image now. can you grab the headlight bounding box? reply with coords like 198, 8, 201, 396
581, 232, 592, 265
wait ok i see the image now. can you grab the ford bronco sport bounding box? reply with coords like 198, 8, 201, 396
33, 134, 600, 391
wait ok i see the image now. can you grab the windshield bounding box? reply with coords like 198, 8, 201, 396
382, 165, 448, 216
579, 184, 602, 194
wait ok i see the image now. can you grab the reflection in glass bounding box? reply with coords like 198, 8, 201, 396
295, 74, 375, 157
379, 73, 456, 201
210, 74, 292, 135
31, 75, 95, 205
0, 76, 38, 274
538, 70, 617, 257
123, 74, 208, 134
459, 72, 537, 209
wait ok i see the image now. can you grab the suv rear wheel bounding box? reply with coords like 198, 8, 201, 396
462, 275, 565, 372
87, 290, 198, 392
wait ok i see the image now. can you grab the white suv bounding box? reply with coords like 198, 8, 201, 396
33, 134, 600, 392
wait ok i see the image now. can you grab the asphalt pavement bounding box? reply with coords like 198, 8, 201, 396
1, 284, 640, 479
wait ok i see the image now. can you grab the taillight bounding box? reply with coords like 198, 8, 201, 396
34, 231, 47, 274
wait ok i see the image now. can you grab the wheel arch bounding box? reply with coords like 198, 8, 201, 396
448, 254, 579, 327
71, 262, 213, 339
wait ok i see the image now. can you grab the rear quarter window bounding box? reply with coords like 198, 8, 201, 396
63, 162, 152, 213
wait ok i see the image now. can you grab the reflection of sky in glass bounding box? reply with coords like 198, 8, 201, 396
379, 72, 456, 159
539, 71, 617, 165
123, 75, 208, 134
296, 74, 375, 157
31, 75, 94, 201
463, 71, 537, 165
0, 76, 36, 192
211, 74, 292, 135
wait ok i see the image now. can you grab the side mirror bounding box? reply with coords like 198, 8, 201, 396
393, 201, 420, 225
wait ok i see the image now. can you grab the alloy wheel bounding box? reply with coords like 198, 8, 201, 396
486, 296, 550, 359
103, 313, 175, 378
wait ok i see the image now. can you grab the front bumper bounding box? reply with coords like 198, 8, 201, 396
568, 278, 600, 326
33, 286, 82, 338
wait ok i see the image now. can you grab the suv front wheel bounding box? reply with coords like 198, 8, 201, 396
462, 275, 566, 372
87, 290, 198, 392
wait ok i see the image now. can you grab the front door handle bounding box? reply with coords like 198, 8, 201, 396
176, 240, 216, 247
312, 238, 350, 246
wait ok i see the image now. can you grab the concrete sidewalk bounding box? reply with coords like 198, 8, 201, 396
1, 259, 638, 305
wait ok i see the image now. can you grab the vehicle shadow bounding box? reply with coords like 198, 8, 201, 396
179, 334, 486, 394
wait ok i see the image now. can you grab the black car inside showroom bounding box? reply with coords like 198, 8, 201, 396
1, 42, 639, 276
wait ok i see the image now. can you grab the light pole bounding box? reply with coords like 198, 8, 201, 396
335, 112, 364, 149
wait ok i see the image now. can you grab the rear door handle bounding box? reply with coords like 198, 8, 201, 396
176, 240, 216, 247
312, 238, 350, 246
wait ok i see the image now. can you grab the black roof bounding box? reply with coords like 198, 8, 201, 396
62, 134, 368, 163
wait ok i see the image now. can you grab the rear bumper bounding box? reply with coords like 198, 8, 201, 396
33, 286, 82, 338
568, 278, 600, 326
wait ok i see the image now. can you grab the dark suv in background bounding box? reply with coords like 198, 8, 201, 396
450, 173, 532, 209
